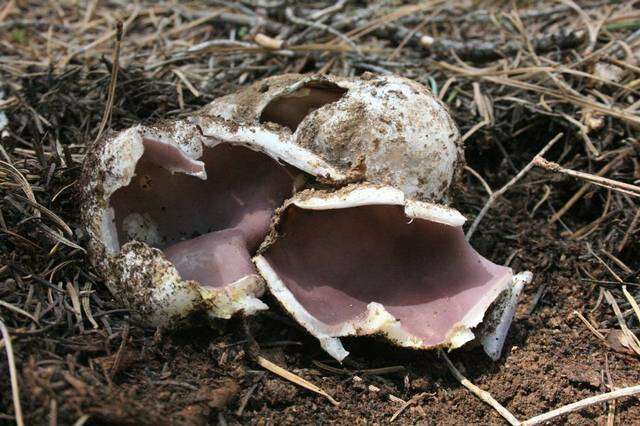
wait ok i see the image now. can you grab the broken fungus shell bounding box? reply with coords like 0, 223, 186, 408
80, 122, 294, 325
254, 184, 532, 361
81, 73, 528, 362
199, 73, 463, 201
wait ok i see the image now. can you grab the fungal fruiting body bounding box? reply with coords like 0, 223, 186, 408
81, 73, 530, 359
254, 184, 530, 361
81, 122, 295, 325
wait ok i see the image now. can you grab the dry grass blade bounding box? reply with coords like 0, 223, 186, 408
0, 161, 39, 217
438, 61, 640, 126
285, 7, 360, 54
600, 250, 632, 275
9, 193, 72, 235
0, 300, 39, 325
483, 76, 640, 127
257, 355, 339, 406
534, 157, 640, 197
621, 286, 640, 328
557, 0, 598, 51
93, 21, 122, 145
589, 244, 624, 283
39, 223, 85, 252
0, 319, 24, 426
345, 1, 446, 41
521, 384, 640, 425
439, 350, 520, 425
573, 310, 606, 341
81, 282, 99, 329
604, 290, 640, 355
66, 282, 83, 328
72, 414, 90, 426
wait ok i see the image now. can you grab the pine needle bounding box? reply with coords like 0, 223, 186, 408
257, 355, 339, 406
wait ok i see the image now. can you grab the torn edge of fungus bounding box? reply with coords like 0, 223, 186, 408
255, 254, 528, 361
105, 242, 268, 327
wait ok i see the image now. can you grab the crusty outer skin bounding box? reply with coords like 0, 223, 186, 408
81, 126, 199, 326
201, 73, 464, 202
80, 128, 124, 276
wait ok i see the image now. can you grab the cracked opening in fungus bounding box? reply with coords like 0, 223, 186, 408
259, 81, 347, 131
109, 138, 294, 289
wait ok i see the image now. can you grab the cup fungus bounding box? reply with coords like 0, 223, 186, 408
81, 73, 530, 359
254, 184, 531, 361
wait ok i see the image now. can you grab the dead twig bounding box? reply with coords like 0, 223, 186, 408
521, 384, 640, 425
390, 392, 429, 422
439, 349, 520, 425
466, 132, 563, 240
534, 157, 640, 198
420, 28, 585, 62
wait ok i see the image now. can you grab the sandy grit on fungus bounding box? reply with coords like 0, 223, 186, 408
81, 73, 531, 359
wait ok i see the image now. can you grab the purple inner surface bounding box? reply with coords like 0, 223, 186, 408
263, 206, 512, 345
110, 140, 293, 288
259, 82, 347, 131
